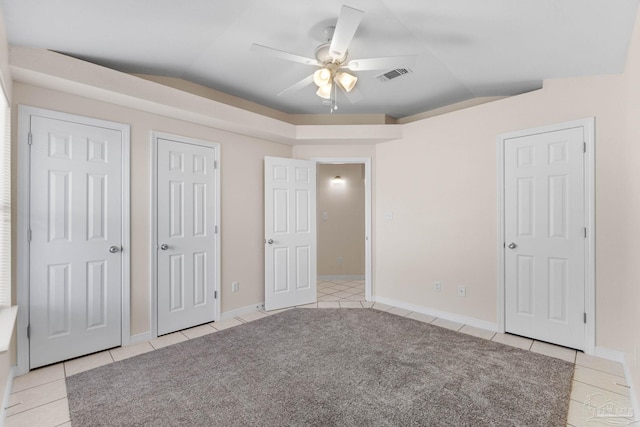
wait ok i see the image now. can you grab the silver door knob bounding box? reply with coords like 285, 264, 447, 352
160, 243, 169, 250
508, 242, 517, 249
267, 239, 274, 245
109, 245, 120, 254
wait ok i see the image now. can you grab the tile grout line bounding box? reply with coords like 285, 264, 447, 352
9, 377, 65, 394
573, 364, 628, 380
5, 396, 69, 420
570, 378, 632, 397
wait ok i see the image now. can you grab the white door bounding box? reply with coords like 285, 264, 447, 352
504, 126, 585, 350
29, 116, 123, 368
157, 137, 218, 335
264, 157, 317, 311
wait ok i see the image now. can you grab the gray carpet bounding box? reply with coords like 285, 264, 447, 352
67, 308, 574, 426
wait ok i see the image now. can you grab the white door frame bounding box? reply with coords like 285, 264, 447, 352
312, 157, 373, 301
16, 105, 131, 375
150, 132, 221, 339
496, 118, 595, 354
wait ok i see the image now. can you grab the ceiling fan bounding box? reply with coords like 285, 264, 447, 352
250, 5, 416, 111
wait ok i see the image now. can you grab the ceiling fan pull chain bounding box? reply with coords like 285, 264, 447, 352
331, 82, 338, 113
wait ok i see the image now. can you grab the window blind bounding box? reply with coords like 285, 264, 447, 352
0, 94, 10, 307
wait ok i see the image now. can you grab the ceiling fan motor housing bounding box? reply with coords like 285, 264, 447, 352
316, 24, 348, 65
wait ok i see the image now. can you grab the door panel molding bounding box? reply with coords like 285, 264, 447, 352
264, 157, 317, 311
17, 105, 131, 375
497, 118, 595, 354
150, 132, 221, 339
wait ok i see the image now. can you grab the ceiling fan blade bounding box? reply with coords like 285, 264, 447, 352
329, 5, 364, 60
341, 85, 363, 104
345, 55, 417, 71
277, 74, 315, 97
250, 43, 320, 66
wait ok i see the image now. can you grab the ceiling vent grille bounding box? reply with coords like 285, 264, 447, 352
376, 68, 413, 82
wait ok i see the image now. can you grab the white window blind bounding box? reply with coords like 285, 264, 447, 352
0, 93, 10, 307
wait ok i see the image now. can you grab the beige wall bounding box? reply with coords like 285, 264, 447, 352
12, 83, 291, 336
376, 74, 626, 331
317, 164, 365, 277
621, 2, 640, 409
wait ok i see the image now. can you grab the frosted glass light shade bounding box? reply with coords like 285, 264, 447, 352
316, 83, 332, 99
313, 68, 331, 87
336, 72, 357, 92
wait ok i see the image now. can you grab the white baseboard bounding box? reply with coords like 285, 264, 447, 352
220, 303, 265, 321
374, 296, 500, 332
129, 332, 153, 345
622, 355, 640, 425
594, 346, 626, 363
1, 366, 16, 427
319, 275, 365, 281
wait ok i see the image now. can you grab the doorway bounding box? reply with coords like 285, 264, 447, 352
313, 158, 372, 302
316, 164, 366, 303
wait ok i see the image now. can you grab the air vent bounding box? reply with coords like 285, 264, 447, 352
376, 68, 413, 82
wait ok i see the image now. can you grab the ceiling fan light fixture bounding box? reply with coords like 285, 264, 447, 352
313, 68, 332, 87
316, 83, 332, 99
336, 72, 357, 92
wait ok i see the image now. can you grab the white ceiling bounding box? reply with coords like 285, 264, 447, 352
2, 0, 638, 118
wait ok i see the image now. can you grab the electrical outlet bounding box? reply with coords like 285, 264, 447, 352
457, 285, 466, 297
337, 256, 343, 265
434, 281, 441, 292
232, 282, 239, 293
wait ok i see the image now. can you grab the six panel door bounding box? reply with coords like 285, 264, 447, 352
29, 116, 123, 368
157, 138, 217, 335
504, 127, 586, 350
264, 157, 317, 311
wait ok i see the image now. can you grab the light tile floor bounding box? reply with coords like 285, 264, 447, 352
4, 302, 634, 427
317, 280, 365, 302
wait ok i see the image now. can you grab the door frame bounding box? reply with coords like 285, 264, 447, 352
150, 132, 221, 339
16, 105, 131, 375
312, 157, 372, 301
496, 118, 595, 354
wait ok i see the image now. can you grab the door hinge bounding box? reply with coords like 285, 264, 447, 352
27, 324, 30, 339
28, 132, 32, 145
584, 312, 587, 324
584, 227, 587, 238
214, 290, 218, 299
583, 142, 586, 153
27, 228, 32, 242
214, 160, 217, 169
214, 225, 218, 234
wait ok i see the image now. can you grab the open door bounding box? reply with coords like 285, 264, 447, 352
264, 157, 317, 311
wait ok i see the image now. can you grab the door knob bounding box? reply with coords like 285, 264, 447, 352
108, 245, 120, 254
267, 239, 274, 245
160, 243, 169, 250
508, 242, 517, 249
